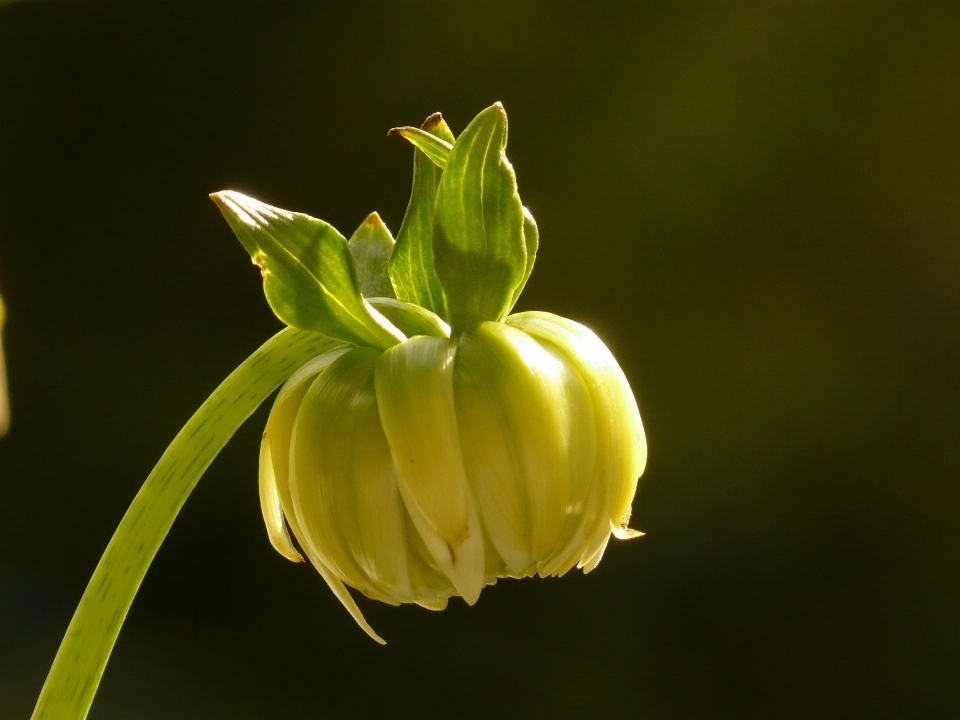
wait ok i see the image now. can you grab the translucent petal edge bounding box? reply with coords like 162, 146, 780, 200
259, 346, 349, 561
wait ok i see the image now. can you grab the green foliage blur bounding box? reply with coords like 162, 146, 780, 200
1, 2, 958, 718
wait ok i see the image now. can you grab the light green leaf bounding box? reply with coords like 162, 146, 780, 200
211, 191, 405, 350
390, 120, 538, 317
347, 212, 397, 299
387, 124, 453, 169
389, 112, 455, 319
387, 122, 540, 315
433, 103, 527, 333
505, 206, 539, 315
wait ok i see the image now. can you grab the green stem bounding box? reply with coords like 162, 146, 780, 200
31, 327, 338, 720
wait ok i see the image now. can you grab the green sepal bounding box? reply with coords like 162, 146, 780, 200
389, 113, 455, 320
368, 297, 451, 338
387, 124, 453, 169
433, 103, 526, 333
389, 119, 537, 318
211, 191, 405, 350
347, 212, 397, 299
505, 206, 539, 315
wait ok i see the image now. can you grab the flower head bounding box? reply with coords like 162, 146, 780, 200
214, 104, 646, 642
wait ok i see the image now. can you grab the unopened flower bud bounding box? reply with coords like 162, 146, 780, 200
30, 103, 653, 720
213, 103, 649, 642
260, 312, 644, 642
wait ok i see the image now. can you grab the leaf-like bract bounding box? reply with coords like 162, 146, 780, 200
212, 191, 404, 350
387, 125, 453, 169
348, 212, 397, 299
433, 103, 526, 333
389, 113, 456, 320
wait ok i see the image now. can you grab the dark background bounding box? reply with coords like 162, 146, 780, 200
1, 2, 958, 718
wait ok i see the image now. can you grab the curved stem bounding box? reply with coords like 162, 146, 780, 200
31, 328, 338, 720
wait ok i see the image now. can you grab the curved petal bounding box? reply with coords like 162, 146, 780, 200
415, 597, 449, 611
507, 312, 646, 571
453, 322, 573, 575
402, 508, 459, 603
375, 336, 485, 604
288, 348, 406, 604
259, 346, 349, 561
579, 536, 610, 574
258, 441, 302, 562
533, 340, 599, 578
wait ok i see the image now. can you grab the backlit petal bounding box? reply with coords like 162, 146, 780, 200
375, 336, 485, 604
508, 312, 646, 570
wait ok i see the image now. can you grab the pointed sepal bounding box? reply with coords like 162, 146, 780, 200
348, 212, 397, 299
211, 191, 405, 350
388, 122, 454, 169
389, 113, 455, 319
433, 103, 527, 333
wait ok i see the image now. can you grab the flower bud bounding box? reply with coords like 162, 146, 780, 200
259, 311, 645, 642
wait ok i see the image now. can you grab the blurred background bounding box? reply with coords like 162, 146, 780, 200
1, 2, 959, 718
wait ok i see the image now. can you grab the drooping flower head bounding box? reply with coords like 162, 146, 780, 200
213, 104, 646, 642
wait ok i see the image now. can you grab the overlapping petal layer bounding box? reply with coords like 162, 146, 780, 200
259, 313, 645, 640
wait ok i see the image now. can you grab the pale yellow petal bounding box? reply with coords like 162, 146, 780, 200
402, 509, 459, 602
289, 348, 408, 604
375, 336, 485, 604
508, 312, 646, 570
258, 439, 302, 562
259, 346, 348, 561
304, 548, 386, 645
415, 597, 449, 611
454, 322, 573, 575
535, 341, 599, 577
579, 536, 609, 574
